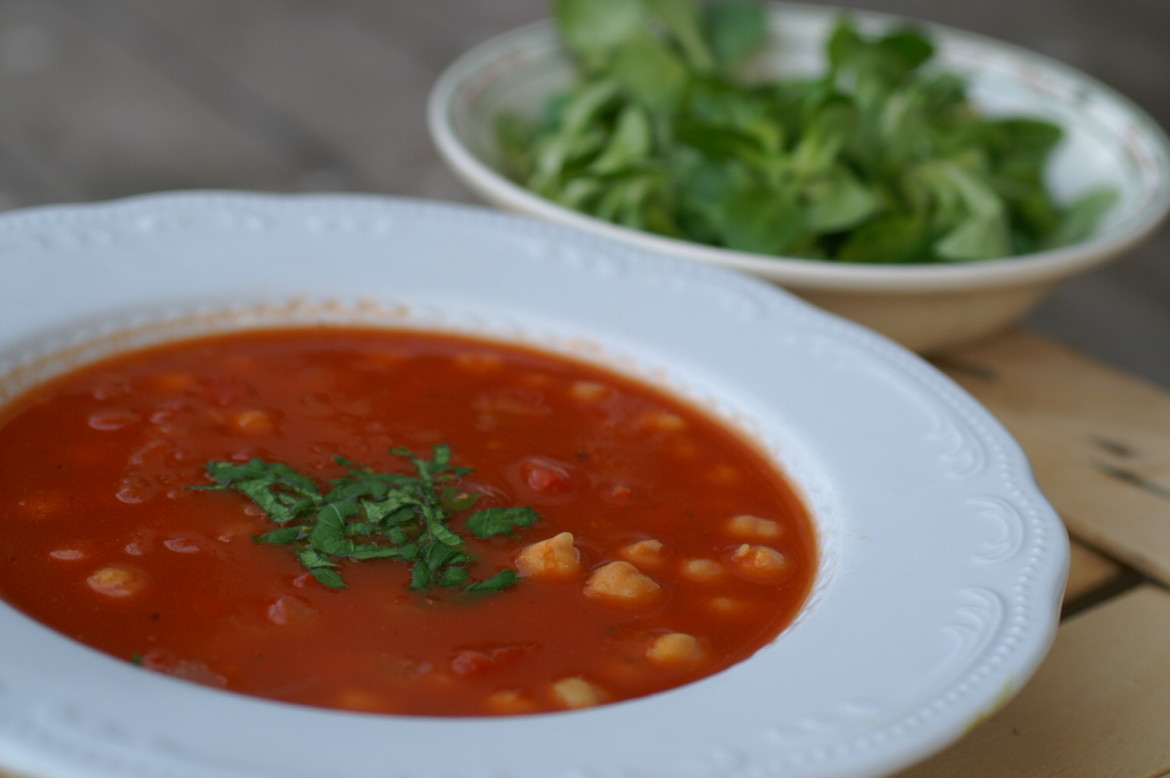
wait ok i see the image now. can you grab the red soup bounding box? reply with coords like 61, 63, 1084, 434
0, 327, 816, 716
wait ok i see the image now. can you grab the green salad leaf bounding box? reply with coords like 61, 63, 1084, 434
498, 0, 1115, 264
198, 445, 539, 594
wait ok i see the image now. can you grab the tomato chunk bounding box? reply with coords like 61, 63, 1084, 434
450, 645, 527, 676
520, 458, 575, 494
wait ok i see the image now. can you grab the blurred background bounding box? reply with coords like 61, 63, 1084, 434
1, 0, 1166, 386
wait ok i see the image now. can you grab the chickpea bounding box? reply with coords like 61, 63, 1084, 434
550, 677, 608, 709
647, 632, 707, 667
618, 538, 666, 568
515, 532, 582, 582
707, 596, 752, 617
485, 689, 539, 715
678, 558, 725, 583
729, 543, 790, 581
639, 411, 687, 432
228, 409, 275, 435
569, 381, 609, 402
583, 561, 662, 608
86, 565, 144, 598
335, 689, 394, 713
726, 514, 783, 540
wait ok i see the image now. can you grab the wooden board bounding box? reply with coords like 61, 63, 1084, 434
937, 331, 1170, 587
893, 584, 1170, 777
1064, 540, 1126, 606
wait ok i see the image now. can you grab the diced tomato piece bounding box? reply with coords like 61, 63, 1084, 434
450, 645, 526, 676
139, 649, 228, 688
520, 458, 574, 494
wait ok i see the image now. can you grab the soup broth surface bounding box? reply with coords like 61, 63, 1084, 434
0, 327, 816, 716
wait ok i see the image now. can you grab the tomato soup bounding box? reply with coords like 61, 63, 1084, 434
0, 327, 816, 716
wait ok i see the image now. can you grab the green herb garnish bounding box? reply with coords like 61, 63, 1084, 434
496, 0, 1116, 263
198, 445, 539, 593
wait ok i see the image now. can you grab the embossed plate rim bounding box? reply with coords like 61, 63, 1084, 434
0, 192, 1069, 778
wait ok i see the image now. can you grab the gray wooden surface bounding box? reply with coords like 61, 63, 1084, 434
1, 0, 1166, 387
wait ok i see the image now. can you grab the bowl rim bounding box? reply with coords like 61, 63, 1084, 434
427, 4, 1170, 294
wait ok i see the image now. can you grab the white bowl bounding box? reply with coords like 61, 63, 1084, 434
0, 192, 1068, 778
428, 2, 1170, 353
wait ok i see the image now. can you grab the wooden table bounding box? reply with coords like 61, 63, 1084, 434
1, 2, 1168, 776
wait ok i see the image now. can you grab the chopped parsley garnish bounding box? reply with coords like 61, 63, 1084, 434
197, 445, 540, 593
